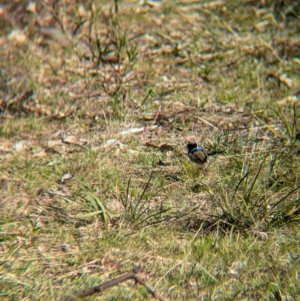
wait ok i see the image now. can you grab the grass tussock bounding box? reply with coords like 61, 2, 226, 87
0, 0, 300, 300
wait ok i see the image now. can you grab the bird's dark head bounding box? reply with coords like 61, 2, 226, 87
187, 143, 198, 152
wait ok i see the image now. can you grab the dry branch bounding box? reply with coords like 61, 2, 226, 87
62, 267, 168, 301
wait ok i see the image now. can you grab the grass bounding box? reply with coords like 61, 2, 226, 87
0, 0, 300, 300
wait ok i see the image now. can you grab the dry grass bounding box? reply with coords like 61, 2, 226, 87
0, 0, 300, 300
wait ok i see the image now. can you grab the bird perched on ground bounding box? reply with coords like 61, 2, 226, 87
187, 143, 207, 165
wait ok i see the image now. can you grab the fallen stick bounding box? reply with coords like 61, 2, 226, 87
62, 266, 167, 301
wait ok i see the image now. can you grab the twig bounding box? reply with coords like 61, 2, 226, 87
62, 267, 168, 301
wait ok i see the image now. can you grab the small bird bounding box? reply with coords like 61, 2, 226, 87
187, 143, 207, 165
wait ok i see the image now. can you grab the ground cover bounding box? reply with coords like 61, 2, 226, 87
0, 0, 300, 300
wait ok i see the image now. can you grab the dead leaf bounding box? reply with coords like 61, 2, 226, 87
13, 140, 31, 151
254, 20, 270, 32
279, 73, 293, 88
120, 125, 158, 136
101, 139, 126, 150
267, 72, 293, 88
62, 136, 80, 145
60, 173, 74, 184
33, 149, 47, 157
47, 140, 62, 148
276, 96, 298, 106
0, 99, 6, 113
8, 29, 27, 44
